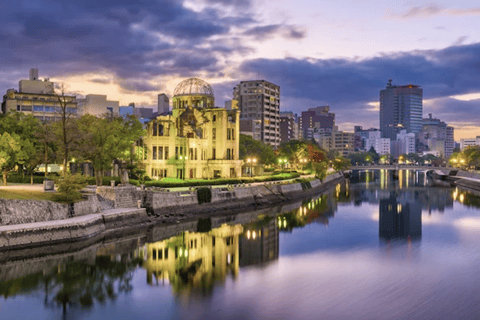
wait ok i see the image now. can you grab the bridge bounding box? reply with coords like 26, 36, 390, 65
349, 165, 449, 171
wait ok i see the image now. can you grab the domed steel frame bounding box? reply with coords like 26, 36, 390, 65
172, 78, 215, 109
173, 78, 214, 97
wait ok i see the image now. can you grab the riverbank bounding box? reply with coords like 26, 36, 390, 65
0, 173, 345, 252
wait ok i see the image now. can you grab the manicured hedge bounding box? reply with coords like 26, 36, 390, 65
7, 174, 47, 184
144, 172, 300, 188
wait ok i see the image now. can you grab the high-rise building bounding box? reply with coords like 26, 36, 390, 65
419, 113, 454, 159
279, 111, 296, 143
233, 80, 280, 149
380, 80, 423, 141
300, 106, 335, 140
1, 68, 78, 120
157, 93, 169, 114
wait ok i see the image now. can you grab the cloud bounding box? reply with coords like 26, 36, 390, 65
243, 24, 306, 41
238, 42, 480, 129
452, 36, 468, 46
0, 0, 254, 86
389, 4, 480, 20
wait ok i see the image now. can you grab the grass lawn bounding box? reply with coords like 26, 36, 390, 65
0, 189, 57, 201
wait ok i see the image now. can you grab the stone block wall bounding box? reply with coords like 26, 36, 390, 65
0, 199, 68, 226
97, 186, 141, 209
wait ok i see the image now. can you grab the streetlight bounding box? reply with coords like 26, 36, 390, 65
179, 155, 188, 180
246, 158, 256, 177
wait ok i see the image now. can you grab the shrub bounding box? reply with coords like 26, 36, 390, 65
129, 179, 140, 186
53, 173, 89, 203
197, 187, 212, 204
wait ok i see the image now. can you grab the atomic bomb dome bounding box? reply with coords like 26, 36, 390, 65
172, 78, 215, 109
173, 78, 214, 97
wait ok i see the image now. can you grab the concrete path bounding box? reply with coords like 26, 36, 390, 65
0, 184, 45, 192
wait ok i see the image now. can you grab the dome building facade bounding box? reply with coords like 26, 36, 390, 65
143, 78, 242, 180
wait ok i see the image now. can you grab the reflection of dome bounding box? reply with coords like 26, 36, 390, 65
173, 78, 214, 97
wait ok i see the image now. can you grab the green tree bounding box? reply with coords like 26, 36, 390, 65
332, 156, 351, 171
0, 133, 23, 186
76, 114, 144, 185
367, 146, 380, 164
313, 161, 328, 180
50, 83, 80, 176
278, 140, 309, 169
239, 134, 276, 165
54, 173, 89, 202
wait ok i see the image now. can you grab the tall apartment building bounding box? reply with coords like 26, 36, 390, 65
234, 80, 280, 149
380, 80, 423, 141
300, 106, 335, 140
279, 111, 296, 143
331, 131, 355, 157
419, 114, 454, 159
1, 68, 78, 120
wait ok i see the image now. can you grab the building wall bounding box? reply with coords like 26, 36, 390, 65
143, 102, 242, 180
331, 131, 354, 157
2, 69, 77, 119
78, 94, 119, 116
234, 80, 280, 149
380, 81, 423, 141
279, 112, 295, 143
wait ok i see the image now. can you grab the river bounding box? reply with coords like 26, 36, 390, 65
1, 169, 480, 319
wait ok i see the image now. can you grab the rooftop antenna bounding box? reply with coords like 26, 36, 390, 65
387, 79, 393, 87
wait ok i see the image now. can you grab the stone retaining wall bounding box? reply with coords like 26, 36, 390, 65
97, 186, 141, 208
0, 208, 149, 250
0, 199, 68, 226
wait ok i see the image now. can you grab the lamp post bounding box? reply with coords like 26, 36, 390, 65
247, 158, 256, 177
179, 155, 188, 180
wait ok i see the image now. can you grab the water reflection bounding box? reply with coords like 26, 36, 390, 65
3, 171, 480, 318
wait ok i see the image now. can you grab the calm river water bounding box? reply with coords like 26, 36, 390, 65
2, 170, 480, 320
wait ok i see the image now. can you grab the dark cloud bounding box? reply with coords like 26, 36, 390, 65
90, 78, 112, 84
243, 24, 306, 41
0, 0, 253, 89
238, 42, 480, 128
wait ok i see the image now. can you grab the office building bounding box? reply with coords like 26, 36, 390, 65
1, 68, 78, 120
279, 111, 296, 143
77, 94, 119, 116
234, 80, 280, 149
460, 136, 480, 150
157, 93, 169, 114
391, 130, 416, 158
380, 79, 423, 141
143, 78, 242, 180
332, 131, 355, 157
119, 103, 154, 124
300, 106, 335, 140
419, 114, 454, 159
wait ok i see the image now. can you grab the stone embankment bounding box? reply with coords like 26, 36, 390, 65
0, 172, 345, 251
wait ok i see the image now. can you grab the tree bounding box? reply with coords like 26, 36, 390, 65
76, 114, 144, 185
0, 133, 23, 186
367, 146, 380, 164
332, 156, 351, 171
278, 140, 309, 169
313, 161, 328, 180
51, 83, 80, 176
239, 134, 276, 165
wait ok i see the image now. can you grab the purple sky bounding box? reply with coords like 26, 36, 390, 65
1, 0, 479, 139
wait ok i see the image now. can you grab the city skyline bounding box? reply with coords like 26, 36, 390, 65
1, 0, 480, 139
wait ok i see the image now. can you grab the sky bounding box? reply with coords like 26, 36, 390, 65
1, 0, 479, 140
